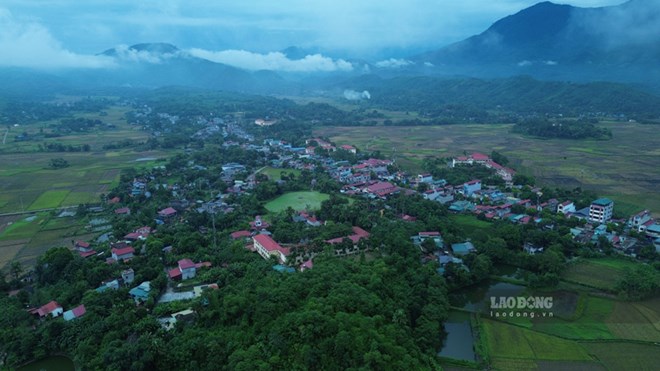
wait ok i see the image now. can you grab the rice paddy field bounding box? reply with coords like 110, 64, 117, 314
315, 122, 660, 213
0, 104, 171, 269
0, 105, 169, 214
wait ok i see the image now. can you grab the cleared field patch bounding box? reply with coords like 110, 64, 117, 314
0, 214, 46, 241
0, 239, 29, 270
607, 301, 660, 341
27, 190, 70, 210
265, 191, 330, 213
562, 258, 633, 291
581, 342, 660, 371
482, 319, 594, 368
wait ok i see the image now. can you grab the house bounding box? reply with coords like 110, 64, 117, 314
557, 201, 576, 215
463, 179, 481, 196
418, 173, 433, 183
111, 246, 135, 261
168, 259, 198, 280
523, 243, 544, 255
366, 182, 398, 198
300, 259, 314, 272
629, 210, 653, 232
63, 305, 86, 321
451, 242, 476, 256
96, 279, 120, 293
293, 211, 322, 227
412, 232, 444, 250
36, 301, 63, 318
449, 200, 475, 213
158, 207, 178, 219
250, 215, 270, 230
326, 226, 371, 246
230, 230, 252, 240
124, 226, 152, 241
253, 234, 290, 264
340, 144, 357, 154
74, 240, 97, 258
122, 268, 135, 285
645, 223, 660, 239
129, 281, 151, 302
114, 207, 131, 216
589, 198, 614, 223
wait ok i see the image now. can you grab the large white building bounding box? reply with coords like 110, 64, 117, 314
589, 198, 614, 223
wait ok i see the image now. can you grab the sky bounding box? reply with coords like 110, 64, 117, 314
0, 0, 627, 70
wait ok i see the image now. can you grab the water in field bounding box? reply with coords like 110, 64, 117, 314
450, 280, 526, 312
438, 311, 477, 361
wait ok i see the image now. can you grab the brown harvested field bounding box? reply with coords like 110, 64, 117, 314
0, 239, 29, 270
607, 301, 660, 342
315, 123, 660, 213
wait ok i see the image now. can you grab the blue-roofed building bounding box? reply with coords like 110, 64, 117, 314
451, 242, 476, 256
129, 281, 151, 302
272, 265, 295, 273
449, 200, 475, 213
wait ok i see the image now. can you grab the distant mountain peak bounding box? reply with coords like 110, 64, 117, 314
101, 43, 179, 57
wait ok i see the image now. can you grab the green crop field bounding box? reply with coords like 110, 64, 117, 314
315, 123, 660, 213
581, 342, 660, 371
265, 191, 330, 213
481, 319, 597, 370
27, 190, 70, 210
562, 258, 638, 291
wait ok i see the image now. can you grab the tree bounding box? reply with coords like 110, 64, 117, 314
9, 261, 23, 280
48, 157, 69, 169
616, 265, 660, 300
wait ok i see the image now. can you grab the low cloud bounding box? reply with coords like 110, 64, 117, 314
343, 90, 371, 100
543, 60, 558, 66
187, 48, 353, 72
375, 58, 413, 68
517, 60, 532, 67
0, 8, 114, 69
112, 44, 179, 64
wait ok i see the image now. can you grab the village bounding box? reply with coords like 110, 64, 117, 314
19, 110, 659, 331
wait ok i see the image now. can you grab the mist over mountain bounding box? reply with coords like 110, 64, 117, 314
414, 1, 660, 84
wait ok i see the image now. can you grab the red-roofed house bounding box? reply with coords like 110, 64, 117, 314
471, 152, 490, 162
463, 179, 481, 196
111, 246, 134, 261
557, 201, 576, 215
75, 240, 90, 251
253, 234, 290, 264
108, 196, 121, 204
300, 259, 314, 272
340, 144, 357, 154
114, 207, 131, 216
231, 230, 252, 240
326, 226, 370, 245
36, 301, 63, 318
63, 304, 86, 321
366, 182, 398, 198
158, 207, 178, 219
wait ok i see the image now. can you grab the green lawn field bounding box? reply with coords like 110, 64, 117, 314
265, 191, 330, 213
562, 258, 638, 291
257, 167, 302, 181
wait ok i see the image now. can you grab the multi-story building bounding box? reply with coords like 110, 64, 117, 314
589, 198, 614, 223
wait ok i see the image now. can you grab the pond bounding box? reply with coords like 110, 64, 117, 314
492, 264, 529, 279
18, 355, 75, 371
449, 279, 526, 312
438, 311, 476, 361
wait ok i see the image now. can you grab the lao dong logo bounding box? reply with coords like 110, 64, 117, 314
489, 296, 554, 319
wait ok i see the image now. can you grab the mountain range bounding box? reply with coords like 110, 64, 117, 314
1, 1, 659, 97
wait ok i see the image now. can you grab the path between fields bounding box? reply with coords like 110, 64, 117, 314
0, 206, 72, 218
2, 128, 8, 144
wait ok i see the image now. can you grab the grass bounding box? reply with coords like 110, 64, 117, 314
258, 167, 302, 181
581, 342, 660, 371
450, 214, 492, 234
531, 296, 615, 340
562, 258, 637, 291
265, 191, 330, 213
482, 319, 594, 364
27, 190, 70, 210
314, 123, 660, 213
